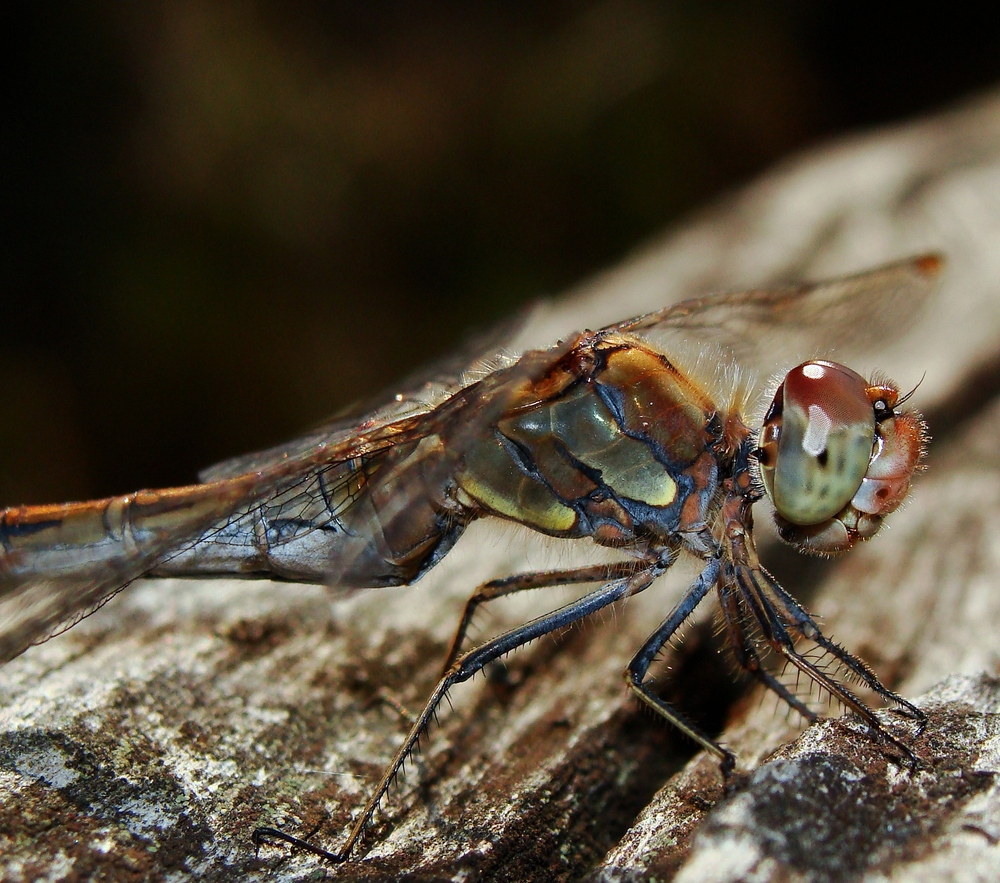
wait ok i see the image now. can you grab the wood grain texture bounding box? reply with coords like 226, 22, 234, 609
4, 89, 1000, 882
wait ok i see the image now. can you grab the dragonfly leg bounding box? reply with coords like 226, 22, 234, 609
440, 561, 642, 676
757, 568, 926, 728
717, 576, 817, 723
775, 639, 921, 768
624, 558, 736, 773
367, 687, 417, 726
255, 563, 664, 863
731, 566, 921, 767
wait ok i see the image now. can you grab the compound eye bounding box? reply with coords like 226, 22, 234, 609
760, 361, 875, 525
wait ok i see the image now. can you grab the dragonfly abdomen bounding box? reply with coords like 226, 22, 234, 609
0, 481, 263, 663
155, 441, 467, 588
0, 485, 251, 580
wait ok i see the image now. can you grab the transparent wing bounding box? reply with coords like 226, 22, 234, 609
183, 337, 578, 584
606, 254, 943, 373
0, 329, 570, 665
202, 256, 940, 483
199, 309, 531, 483
0, 408, 452, 664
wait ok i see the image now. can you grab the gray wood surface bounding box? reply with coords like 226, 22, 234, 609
4, 89, 1000, 882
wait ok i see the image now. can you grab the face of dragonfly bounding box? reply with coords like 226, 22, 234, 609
756, 360, 926, 555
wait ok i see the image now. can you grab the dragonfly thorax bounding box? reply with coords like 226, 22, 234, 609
454, 336, 731, 553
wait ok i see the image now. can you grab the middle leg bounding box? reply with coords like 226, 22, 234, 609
256, 562, 665, 863
624, 558, 736, 772
441, 561, 643, 675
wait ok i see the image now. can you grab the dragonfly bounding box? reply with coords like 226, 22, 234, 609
0, 254, 940, 863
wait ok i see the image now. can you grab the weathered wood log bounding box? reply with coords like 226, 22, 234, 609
4, 89, 1000, 881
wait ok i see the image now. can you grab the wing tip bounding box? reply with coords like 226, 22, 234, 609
913, 252, 946, 278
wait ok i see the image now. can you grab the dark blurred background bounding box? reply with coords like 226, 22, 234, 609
5, 1, 1000, 504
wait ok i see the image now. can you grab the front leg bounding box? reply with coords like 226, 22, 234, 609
717, 571, 818, 723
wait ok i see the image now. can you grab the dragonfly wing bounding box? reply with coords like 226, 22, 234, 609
202, 257, 939, 486
199, 310, 530, 483
0, 328, 569, 669
608, 254, 942, 375
0, 474, 274, 664
0, 411, 447, 664
187, 333, 586, 590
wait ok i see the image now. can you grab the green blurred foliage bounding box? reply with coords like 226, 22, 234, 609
5, 1, 1000, 502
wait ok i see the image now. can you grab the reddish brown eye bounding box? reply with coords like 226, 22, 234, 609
759, 361, 875, 525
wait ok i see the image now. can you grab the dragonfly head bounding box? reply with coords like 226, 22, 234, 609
755, 360, 926, 555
